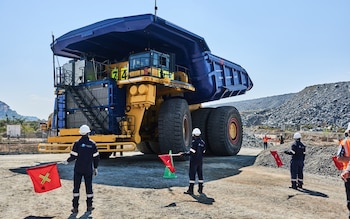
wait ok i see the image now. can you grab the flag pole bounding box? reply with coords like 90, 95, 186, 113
159, 153, 181, 157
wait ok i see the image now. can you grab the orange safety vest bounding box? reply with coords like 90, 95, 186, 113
263, 136, 271, 143
340, 138, 350, 170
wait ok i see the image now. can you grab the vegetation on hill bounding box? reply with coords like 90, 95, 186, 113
0, 119, 41, 140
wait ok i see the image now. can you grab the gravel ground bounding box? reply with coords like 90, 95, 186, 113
0, 129, 348, 219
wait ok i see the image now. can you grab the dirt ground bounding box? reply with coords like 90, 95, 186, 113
0, 142, 348, 219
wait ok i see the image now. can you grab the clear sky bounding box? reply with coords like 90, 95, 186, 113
0, 0, 349, 120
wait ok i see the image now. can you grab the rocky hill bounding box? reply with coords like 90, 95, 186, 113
0, 101, 39, 121
229, 93, 296, 112
227, 81, 350, 129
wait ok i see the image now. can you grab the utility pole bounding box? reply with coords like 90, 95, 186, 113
154, 0, 158, 20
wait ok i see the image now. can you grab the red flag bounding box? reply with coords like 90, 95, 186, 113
270, 150, 283, 167
26, 163, 61, 193
332, 156, 344, 170
158, 154, 176, 173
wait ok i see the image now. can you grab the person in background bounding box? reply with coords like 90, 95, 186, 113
337, 127, 350, 219
263, 135, 271, 150
284, 132, 306, 189
279, 134, 284, 144
180, 128, 206, 195
63, 125, 100, 214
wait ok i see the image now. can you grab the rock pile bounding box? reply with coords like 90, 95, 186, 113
266, 82, 350, 128
231, 81, 350, 129
253, 143, 340, 178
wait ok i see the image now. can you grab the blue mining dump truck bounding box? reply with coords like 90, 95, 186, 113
38, 14, 253, 158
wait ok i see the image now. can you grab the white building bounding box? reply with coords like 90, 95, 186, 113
7, 125, 21, 137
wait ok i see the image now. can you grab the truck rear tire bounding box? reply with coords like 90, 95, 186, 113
207, 106, 242, 156
158, 98, 192, 155
191, 108, 213, 155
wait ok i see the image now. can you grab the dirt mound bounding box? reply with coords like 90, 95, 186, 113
254, 143, 340, 178
242, 127, 342, 178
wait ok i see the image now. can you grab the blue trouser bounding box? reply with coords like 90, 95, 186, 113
189, 160, 203, 182
290, 159, 304, 186
72, 171, 93, 208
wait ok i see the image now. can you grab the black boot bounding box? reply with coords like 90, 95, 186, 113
72, 197, 79, 214
71, 208, 78, 214
86, 198, 94, 212
198, 183, 203, 194
184, 183, 194, 195
297, 180, 303, 189
289, 181, 297, 189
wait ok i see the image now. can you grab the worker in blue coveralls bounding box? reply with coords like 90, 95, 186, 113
284, 132, 306, 189
63, 125, 100, 214
180, 128, 206, 195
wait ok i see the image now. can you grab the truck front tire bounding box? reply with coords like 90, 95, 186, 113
158, 98, 192, 155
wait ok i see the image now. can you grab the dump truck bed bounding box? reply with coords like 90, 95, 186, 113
52, 14, 253, 104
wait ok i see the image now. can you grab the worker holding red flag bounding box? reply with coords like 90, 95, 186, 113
263, 135, 271, 150
179, 128, 206, 195
284, 132, 306, 189
62, 125, 100, 214
337, 125, 350, 218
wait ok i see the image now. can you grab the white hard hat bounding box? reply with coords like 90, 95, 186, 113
293, 132, 301, 139
346, 123, 350, 133
192, 128, 201, 136
79, 125, 91, 135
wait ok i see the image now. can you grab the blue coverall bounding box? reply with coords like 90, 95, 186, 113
67, 135, 100, 210
284, 139, 306, 189
184, 136, 206, 194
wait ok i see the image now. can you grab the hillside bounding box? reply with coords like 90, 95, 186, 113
227, 81, 350, 129
265, 82, 350, 127
0, 101, 39, 121
227, 93, 296, 112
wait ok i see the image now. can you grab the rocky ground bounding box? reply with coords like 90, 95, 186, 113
0, 127, 347, 219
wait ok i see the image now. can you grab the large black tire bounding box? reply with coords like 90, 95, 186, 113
136, 141, 154, 154
207, 106, 243, 156
148, 141, 160, 154
99, 152, 112, 159
158, 98, 192, 155
191, 108, 213, 154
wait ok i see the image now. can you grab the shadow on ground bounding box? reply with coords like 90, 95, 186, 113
10, 153, 257, 189
287, 187, 329, 199
24, 216, 54, 219
163, 193, 215, 208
